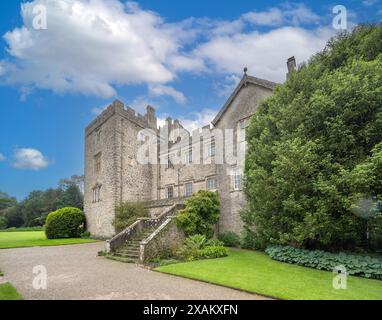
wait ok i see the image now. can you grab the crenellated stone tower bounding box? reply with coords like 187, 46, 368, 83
84, 64, 285, 238
84, 100, 158, 237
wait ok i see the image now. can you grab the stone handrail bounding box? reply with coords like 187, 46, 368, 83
142, 203, 184, 230
106, 203, 184, 253
106, 219, 144, 252
139, 217, 175, 264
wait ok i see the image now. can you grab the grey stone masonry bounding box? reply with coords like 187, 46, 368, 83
85, 73, 278, 239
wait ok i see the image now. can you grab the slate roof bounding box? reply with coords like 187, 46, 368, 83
211, 75, 279, 126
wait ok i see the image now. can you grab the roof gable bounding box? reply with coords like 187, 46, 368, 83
212, 75, 279, 126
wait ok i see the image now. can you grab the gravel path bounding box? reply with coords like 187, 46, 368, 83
0, 242, 267, 300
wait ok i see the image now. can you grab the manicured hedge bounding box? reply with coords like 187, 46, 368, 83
266, 245, 382, 280
45, 207, 86, 239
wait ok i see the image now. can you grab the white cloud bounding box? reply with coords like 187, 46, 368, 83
0, 153, 5, 161
19, 86, 33, 101
130, 96, 159, 114
362, 0, 379, 6
242, 8, 285, 26
193, 26, 334, 83
179, 108, 218, 133
12, 148, 50, 170
158, 108, 218, 133
91, 104, 109, 115
0, 62, 6, 76
214, 74, 241, 97
149, 84, 186, 104
0, 1, 334, 98
2, 0, 190, 98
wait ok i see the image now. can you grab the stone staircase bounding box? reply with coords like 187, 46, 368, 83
111, 229, 155, 263
106, 204, 185, 264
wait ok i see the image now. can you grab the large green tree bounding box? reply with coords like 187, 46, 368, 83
1, 174, 84, 228
0, 191, 18, 229
243, 24, 382, 251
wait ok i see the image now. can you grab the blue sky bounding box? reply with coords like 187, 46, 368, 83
0, 0, 381, 200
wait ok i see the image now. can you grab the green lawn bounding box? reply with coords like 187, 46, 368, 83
0, 283, 22, 300
156, 249, 382, 300
0, 231, 98, 249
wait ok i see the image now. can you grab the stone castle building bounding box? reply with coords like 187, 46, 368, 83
84, 64, 291, 238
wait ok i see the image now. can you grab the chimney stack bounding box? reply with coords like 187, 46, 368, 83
287, 56, 297, 78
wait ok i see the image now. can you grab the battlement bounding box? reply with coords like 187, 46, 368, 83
85, 99, 158, 137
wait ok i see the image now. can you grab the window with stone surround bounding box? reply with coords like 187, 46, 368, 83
232, 167, 243, 191
92, 184, 102, 203
185, 182, 193, 197
185, 149, 192, 164
206, 177, 217, 191
166, 186, 174, 199
94, 153, 102, 174
206, 140, 216, 157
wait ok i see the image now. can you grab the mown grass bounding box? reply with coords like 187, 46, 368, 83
0, 231, 98, 249
0, 226, 44, 232
156, 248, 382, 300
0, 283, 22, 300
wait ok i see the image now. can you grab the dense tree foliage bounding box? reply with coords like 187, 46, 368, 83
0, 175, 84, 229
177, 191, 220, 238
113, 202, 149, 233
243, 24, 382, 251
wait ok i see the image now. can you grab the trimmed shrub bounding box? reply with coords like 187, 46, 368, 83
45, 207, 85, 239
218, 231, 240, 247
113, 201, 149, 233
198, 246, 228, 259
176, 190, 220, 238
266, 245, 382, 280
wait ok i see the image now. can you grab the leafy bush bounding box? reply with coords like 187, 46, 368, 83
176, 191, 220, 238
80, 231, 91, 239
198, 246, 228, 259
45, 207, 86, 239
113, 202, 149, 233
184, 234, 208, 249
175, 234, 227, 261
244, 24, 382, 250
218, 232, 240, 247
205, 238, 224, 247
266, 245, 382, 280
239, 229, 265, 250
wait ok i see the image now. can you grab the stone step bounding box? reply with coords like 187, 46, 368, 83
123, 244, 140, 249
115, 252, 140, 259
107, 255, 137, 264
132, 234, 153, 240
118, 249, 140, 255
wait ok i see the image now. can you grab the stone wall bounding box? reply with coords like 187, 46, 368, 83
140, 217, 185, 263
145, 198, 186, 217
215, 83, 274, 234
85, 100, 159, 238
85, 75, 276, 239
84, 104, 120, 238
